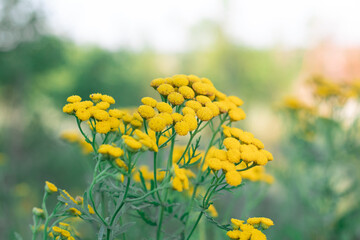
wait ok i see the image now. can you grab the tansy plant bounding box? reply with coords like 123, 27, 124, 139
31, 75, 274, 240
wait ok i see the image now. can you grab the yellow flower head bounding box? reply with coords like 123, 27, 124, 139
45, 181, 58, 193
157, 83, 174, 96
96, 101, 110, 110
89, 93, 102, 101
178, 86, 195, 99
108, 117, 121, 129
150, 78, 166, 88
148, 116, 166, 132
96, 121, 111, 134
206, 157, 222, 171
76, 108, 91, 121
141, 97, 158, 107
93, 109, 109, 121
207, 204, 218, 218
187, 74, 201, 84
172, 74, 189, 87
227, 96, 244, 106
226, 230, 241, 239
158, 112, 173, 126
63, 103, 74, 114
205, 102, 220, 117
123, 136, 142, 152
67, 95, 82, 103
231, 218, 245, 229
192, 82, 211, 95
174, 121, 190, 136
252, 138, 264, 149
69, 207, 81, 216
109, 109, 125, 118
52, 226, 63, 234
223, 137, 241, 150
168, 92, 185, 106
214, 101, 229, 113
227, 149, 241, 163
196, 107, 213, 121
138, 105, 156, 119
185, 100, 202, 111
156, 102, 173, 114
171, 113, 184, 122
239, 131, 254, 144
101, 94, 115, 104
32, 207, 44, 217
61, 229, 71, 238
88, 204, 95, 214
229, 108, 246, 121
260, 149, 273, 161
98, 144, 124, 158
182, 107, 196, 116
183, 114, 198, 131
115, 158, 128, 170
196, 95, 211, 105
225, 171, 242, 186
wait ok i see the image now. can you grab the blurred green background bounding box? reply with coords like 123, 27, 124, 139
1, 0, 360, 239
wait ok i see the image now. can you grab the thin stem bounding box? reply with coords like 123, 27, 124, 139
186, 212, 203, 240
42, 192, 49, 240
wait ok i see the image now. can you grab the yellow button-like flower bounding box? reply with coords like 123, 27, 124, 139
88, 204, 95, 214
158, 112, 173, 126
172, 74, 189, 87
171, 113, 183, 122
185, 100, 202, 111
101, 94, 115, 104
214, 101, 229, 113
157, 83, 174, 96
130, 119, 143, 128
45, 181, 58, 193
214, 149, 227, 161
141, 97, 157, 107
93, 110, 109, 121
76, 108, 91, 121
96, 101, 110, 110
252, 138, 264, 149
226, 230, 241, 239
192, 82, 209, 95
196, 95, 211, 105
182, 107, 196, 116
239, 131, 254, 144
150, 78, 166, 88
148, 116, 166, 132
52, 226, 62, 234
172, 176, 183, 192
260, 149, 273, 161
156, 102, 173, 114
138, 105, 156, 119
89, 93, 102, 101
227, 96, 244, 106
225, 171, 242, 186
229, 108, 246, 121
227, 149, 241, 163
207, 204, 218, 218
223, 137, 241, 150
61, 229, 71, 238
206, 157, 222, 171
175, 121, 189, 136
187, 74, 201, 84
259, 217, 274, 229
230, 128, 243, 139
63, 104, 74, 114
108, 109, 125, 118
215, 90, 227, 100
122, 113, 133, 123
108, 117, 120, 129
67, 95, 82, 103
96, 121, 111, 134
231, 218, 245, 228
168, 92, 185, 106
205, 102, 220, 117
99, 144, 124, 158
178, 86, 195, 99
115, 158, 128, 170
183, 114, 198, 131
196, 107, 213, 121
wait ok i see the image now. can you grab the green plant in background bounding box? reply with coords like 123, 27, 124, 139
277, 76, 360, 240
29, 75, 274, 239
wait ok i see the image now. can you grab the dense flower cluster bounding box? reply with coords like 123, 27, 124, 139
32, 74, 274, 240
227, 217, 274, 240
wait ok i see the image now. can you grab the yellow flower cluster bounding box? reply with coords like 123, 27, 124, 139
204, 126, 273, 186
172, 163, 196, 192
145, 74, 247, 137
227, 217, 274, 240
98, 144, 124, 158
63, 93, 142, 135
50, 223, 76, 240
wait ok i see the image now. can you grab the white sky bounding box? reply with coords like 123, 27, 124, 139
42, 0, 360, 52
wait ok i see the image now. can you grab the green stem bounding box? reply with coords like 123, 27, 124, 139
186, 212, 204, 240
42, 192, 49, 240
